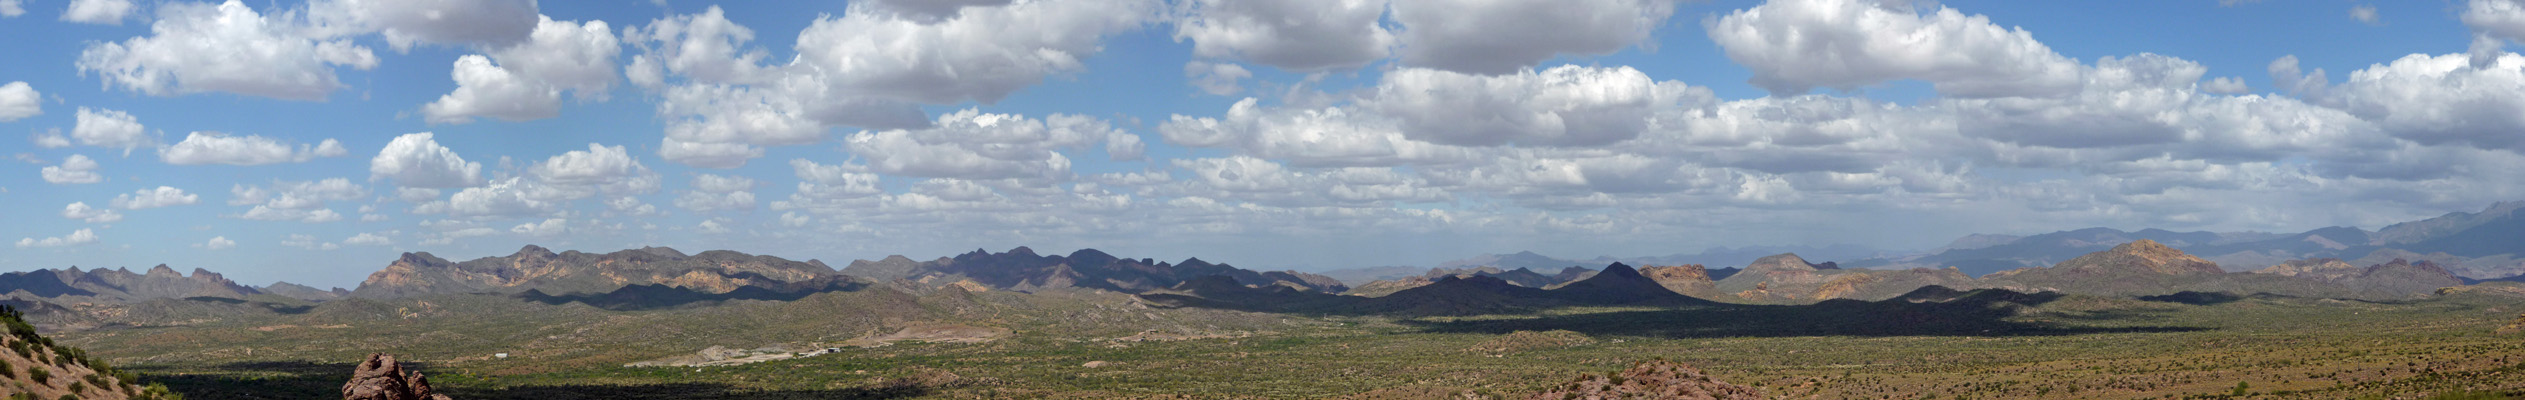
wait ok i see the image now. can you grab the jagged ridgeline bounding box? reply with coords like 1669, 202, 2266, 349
0, 305, 182, 399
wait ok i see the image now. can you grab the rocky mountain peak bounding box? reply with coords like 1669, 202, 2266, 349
2060, 239, 2222, 275
514, 244, 557, 258
145, 264, 180, 277
1745, 253, 1823, 274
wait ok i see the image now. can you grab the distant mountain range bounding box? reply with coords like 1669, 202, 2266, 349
2, 201, 2515, 319
1398, 201, 2525, 282
1854, 201, 2525, 279
0, 264, 342, 304
1141, 263, 1713, 316
839, 247, 1346, 294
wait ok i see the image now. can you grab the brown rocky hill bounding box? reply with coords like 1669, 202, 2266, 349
1983, 240, 2388, 298
840, 247, 1345, 294
2254, 258, 2464, 298
1715, 254, 1974, 302
350, 245, 840, 298
1637, 264, 1720, 299
0, 305, 183, 399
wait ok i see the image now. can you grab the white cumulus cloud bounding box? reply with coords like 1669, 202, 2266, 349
160, 132, 348, 165
77, 1, 380, 101
41, 154, 103, 184
17, 228, 100, 248
112, 186, 200, 209
72, 107, 152, 153
1391, 0, 1676, 74
61, 0, 134, 24
62, 202, 124, 223
1705, 0, 2084, 97
0, 81, 38, 121
1174, 0, 1393, 71
370, 132, 485, 188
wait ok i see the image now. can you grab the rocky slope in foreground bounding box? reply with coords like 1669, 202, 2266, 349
0, 305, 183, 399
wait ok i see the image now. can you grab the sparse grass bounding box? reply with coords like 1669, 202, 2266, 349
39, 288, 2525, 399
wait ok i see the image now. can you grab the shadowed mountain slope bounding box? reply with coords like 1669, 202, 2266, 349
840, 247, 1346, 294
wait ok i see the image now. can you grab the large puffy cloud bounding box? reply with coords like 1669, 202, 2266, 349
622, 6, 779, 87
1, 0, 21, 17
306, 0, 539, 50
0, 81, 37, 121
624, 6, 945, 168
159, 132, 347, 165
16, 229, 100, 248
790, 0, 1158, 104
530, 143, 660, 194
72, 108, 152, 153
491, 17, 620, 93
77, 1, 381, 101
41, 154, 104, 184
1370, 65, 1706, 146
1390, 0, 1676, 74
422, 55, 560, 123
423, 17, 621, 124
1174, 0, 1393, 71
844, 110, 1124, 183
1705, 0, 2083, 97
112, 186, 200, 209
2304, 52, 2525, 152
370, 132, 485, 188
61, 0, 134, 24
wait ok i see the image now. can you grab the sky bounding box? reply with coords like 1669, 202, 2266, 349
3, 0, 2524, 288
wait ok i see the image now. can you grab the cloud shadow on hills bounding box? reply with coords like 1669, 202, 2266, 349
132, 361, 931, 400
513, 280, 869, 311
1395, 297, 2212, 339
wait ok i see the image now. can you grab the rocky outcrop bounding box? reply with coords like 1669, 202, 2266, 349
343, 353, 451, 400
1638, 264, 1717, 298
1527, 359, 1759, 400
2056, 240, 2224, 276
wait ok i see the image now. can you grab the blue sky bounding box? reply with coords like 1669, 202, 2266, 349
4, 0, 2524, 288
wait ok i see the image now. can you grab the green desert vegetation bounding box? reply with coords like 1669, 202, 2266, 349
25, 282, 2524, 399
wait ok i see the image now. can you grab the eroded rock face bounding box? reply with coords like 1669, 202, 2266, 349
343, 353, 451, 400
1527, 359, 1759, 400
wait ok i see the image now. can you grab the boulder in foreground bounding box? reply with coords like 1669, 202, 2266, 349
343, 353, 451, 400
